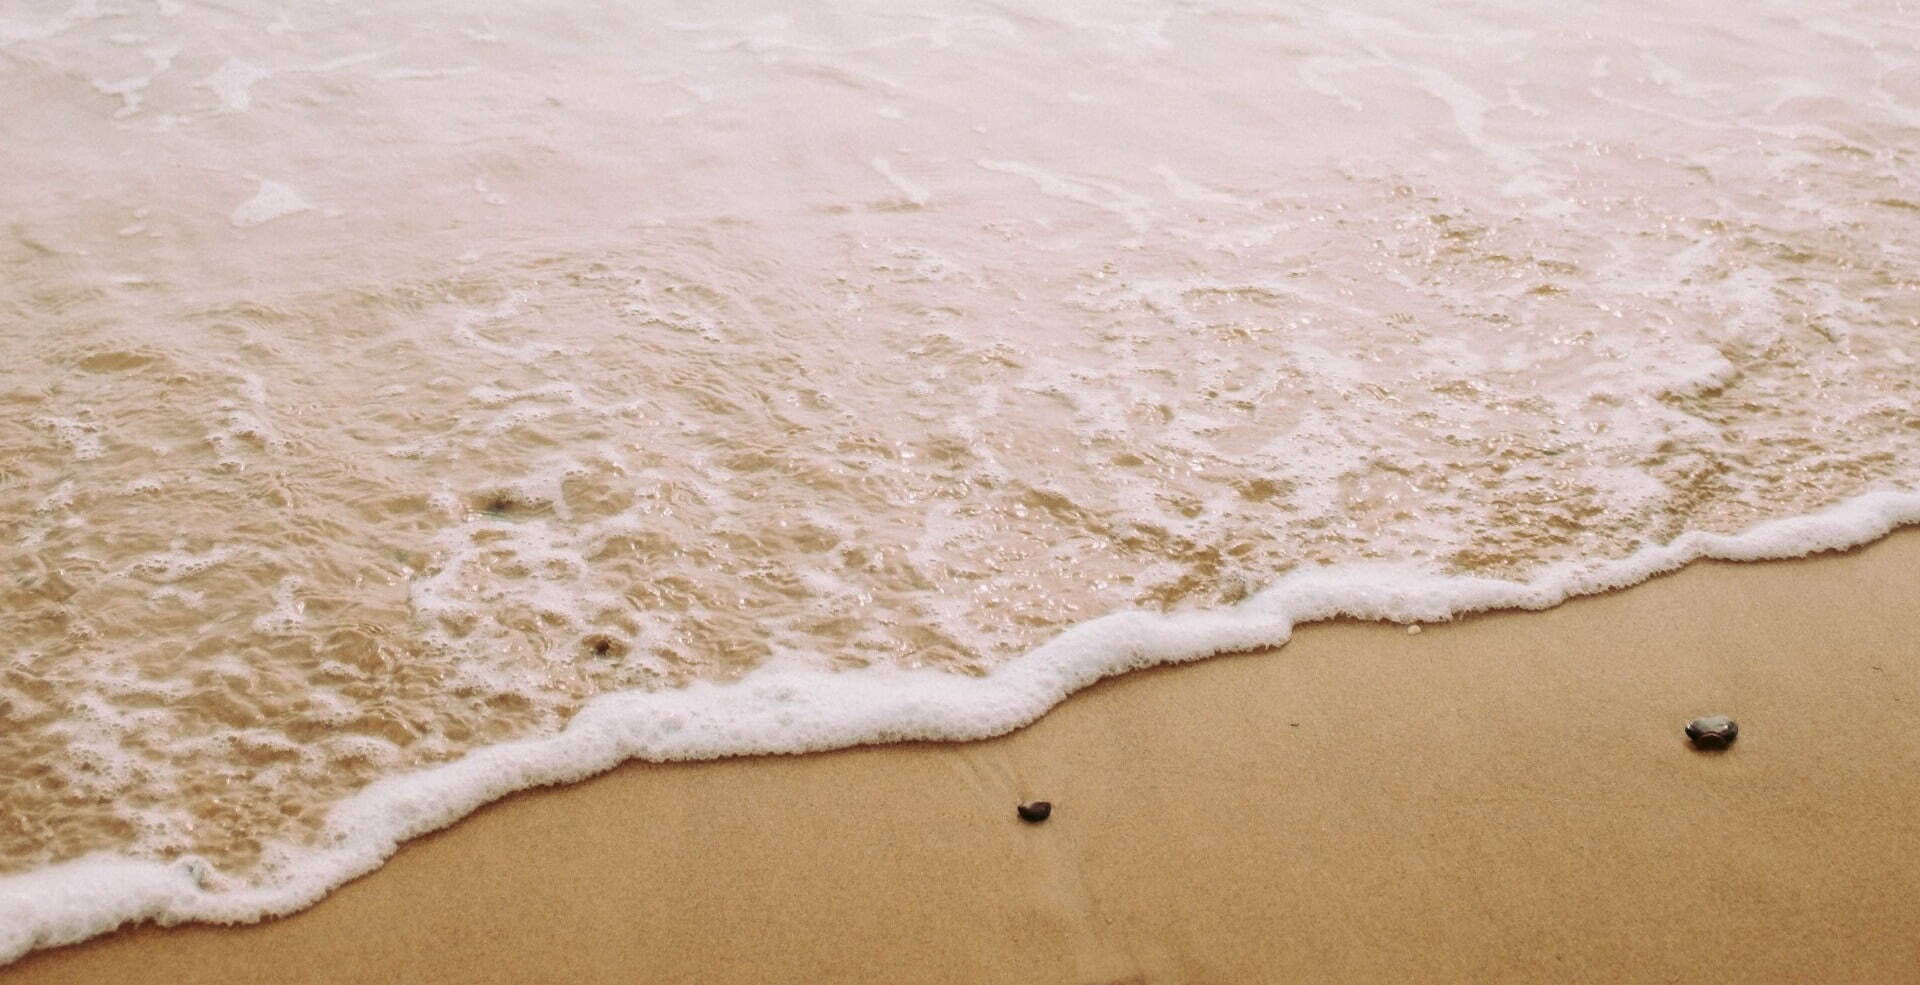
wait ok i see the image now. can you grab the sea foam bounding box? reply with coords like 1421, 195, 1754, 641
7, 0, 1920, 964
4, 489, 1916, 964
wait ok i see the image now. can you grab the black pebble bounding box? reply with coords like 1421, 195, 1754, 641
1017, 801, 1052, 823
1685, 715, 1739, 750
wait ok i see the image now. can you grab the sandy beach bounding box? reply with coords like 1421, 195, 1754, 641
6, 530, 1917, 983
6, 0, 1918, 980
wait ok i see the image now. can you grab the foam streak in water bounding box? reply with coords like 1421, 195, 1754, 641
4, 490, 1917, 964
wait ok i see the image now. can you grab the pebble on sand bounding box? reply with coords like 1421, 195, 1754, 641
1017, 801, 1052, 823
1685, 715, 1739, 750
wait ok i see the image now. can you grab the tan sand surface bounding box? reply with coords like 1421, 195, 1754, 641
7, 531, 1920, 984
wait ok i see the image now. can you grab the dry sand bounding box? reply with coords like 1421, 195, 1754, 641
7, 530, 1920, 983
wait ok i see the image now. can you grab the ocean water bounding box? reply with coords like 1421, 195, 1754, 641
4, 0, 1920, 960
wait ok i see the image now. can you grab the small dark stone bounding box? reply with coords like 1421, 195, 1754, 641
1017, 801, 1052, 823
1685, 715, 1739, 750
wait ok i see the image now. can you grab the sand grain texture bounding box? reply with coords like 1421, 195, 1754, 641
8, 531, 1920, 984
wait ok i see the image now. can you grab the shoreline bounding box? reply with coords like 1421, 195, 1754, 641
8, 526, 1920, 981
4, 492, 1918, 964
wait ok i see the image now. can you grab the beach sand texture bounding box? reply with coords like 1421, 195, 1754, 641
8, 530, 1917, 984
7, 1, 1920, 970
9, 0, 1920, 941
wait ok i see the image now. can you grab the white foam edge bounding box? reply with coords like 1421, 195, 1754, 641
5, 487, 1919, 965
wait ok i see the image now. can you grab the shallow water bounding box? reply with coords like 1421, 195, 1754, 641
3, 0, 1918, 892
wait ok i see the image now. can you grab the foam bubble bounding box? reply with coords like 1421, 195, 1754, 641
230, 181, 311, 228
250, 577, 306, 634
871, 157, 930, 207
37, 417, 105, 461
196, 58, 272, 112
3, 490, 1916, 964
126, 546, 242, 583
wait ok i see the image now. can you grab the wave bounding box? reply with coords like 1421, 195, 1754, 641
5, 488, 1917, 965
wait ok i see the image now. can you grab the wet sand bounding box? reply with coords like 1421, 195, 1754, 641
8, 529, 1920, 983
12, 0, 1920, 877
